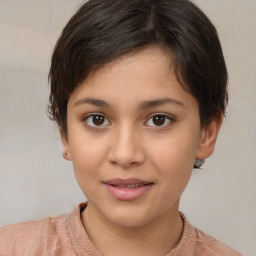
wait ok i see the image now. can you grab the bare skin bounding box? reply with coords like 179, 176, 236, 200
62, 46, 222, 256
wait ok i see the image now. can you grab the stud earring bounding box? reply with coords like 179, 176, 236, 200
194, 158, 205, 169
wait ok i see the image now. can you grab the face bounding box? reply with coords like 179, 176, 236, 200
62, 46, 221, 228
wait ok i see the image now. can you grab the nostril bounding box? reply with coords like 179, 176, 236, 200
108, 132, 146, 167
109, 159, 140, 168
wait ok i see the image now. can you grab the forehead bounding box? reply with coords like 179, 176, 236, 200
68, 46, 196, 110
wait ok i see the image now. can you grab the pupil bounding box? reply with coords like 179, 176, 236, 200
93, 115, 104, 125
153, 115, 165, 126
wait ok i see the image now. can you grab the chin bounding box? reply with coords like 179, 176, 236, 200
104, 205, 155, 228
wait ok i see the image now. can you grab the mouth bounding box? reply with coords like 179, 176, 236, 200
103, 178, 154, 201
111, 184, 148, 188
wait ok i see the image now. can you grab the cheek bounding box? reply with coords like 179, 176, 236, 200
72, 145, 103, 168
68, 133, 109, 185
70, 142, 105, 201
149, 137, 197, 173
147, 132, 199, 192
69, 126, 109, 165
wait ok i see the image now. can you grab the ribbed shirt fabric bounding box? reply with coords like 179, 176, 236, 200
0, 202, 242, 256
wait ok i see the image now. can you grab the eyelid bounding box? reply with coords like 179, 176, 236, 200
82, 112, 107, 120
82, 112, 174, 128
83, 112, 111, 127
144, 113, 175, 127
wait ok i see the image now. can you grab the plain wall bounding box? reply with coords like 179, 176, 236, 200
0, 1, 255, 255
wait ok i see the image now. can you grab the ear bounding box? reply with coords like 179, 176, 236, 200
196, 114, 223, 160
60, 131, 72, 161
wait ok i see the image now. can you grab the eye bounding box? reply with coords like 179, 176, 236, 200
145, 114, 173, 127
84, 114, 111, 127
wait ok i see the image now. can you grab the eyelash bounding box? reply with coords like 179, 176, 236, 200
83, 113, 111, 128
82, 113, 175, 129
144, 113, 174, 128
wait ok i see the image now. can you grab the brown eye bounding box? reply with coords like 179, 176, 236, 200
85, 114, 110, 127
145, 114, 173, 127
93, 115, 105, 125
152, 115, 165, 126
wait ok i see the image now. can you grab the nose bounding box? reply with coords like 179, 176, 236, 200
108, 124, 145, 169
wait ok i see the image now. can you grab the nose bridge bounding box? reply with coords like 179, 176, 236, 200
109, 122, 144, 167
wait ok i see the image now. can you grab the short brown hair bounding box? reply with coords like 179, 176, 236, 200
48, 0, 228, 136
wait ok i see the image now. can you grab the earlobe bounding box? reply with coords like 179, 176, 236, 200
196, 114, 223, 160
60, 132, 72, 161
62, 150, 72, 161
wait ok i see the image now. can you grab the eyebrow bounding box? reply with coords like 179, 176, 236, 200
138, 98, 185, 109
74, 98, 112, 108
74, 97, 184, 109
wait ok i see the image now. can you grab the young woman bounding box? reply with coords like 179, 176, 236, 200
0, 0, 242, 255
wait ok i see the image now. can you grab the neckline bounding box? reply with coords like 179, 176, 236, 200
66, 202, 195, 256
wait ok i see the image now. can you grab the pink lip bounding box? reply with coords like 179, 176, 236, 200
103, 178, 154, 201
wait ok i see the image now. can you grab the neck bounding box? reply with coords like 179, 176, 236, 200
81, 202, 183, 256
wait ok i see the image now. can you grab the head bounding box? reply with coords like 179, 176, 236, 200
48, 0, 228, 138
48, 0, 227, 227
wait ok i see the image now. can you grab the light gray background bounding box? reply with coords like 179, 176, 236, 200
0, 1, 255, 255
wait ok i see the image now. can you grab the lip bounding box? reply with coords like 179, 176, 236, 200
103, 178, 154, 201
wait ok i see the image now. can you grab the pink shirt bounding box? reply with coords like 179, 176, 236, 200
0, 203, 242, 256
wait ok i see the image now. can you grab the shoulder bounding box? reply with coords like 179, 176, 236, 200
0, 213, 67, 236
175, 212, 242, 256
0, 214, 74, 256
192, 226, 242, 256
